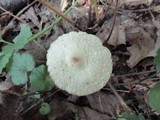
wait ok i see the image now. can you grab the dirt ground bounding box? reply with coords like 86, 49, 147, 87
0, 0, 160, 120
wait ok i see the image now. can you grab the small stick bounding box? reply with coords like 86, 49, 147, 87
20, 89, 60, 116
108, 81, 132, 112
103, 88, 130, 93
103, 0, 118, 46
116, 70, 156, 78
2, 0, 38, 36
38, 0, 82, 30
0, 6, 25, 23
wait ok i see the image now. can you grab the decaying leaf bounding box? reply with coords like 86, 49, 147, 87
147, 20, 160, 57
0, 80, 13, 91
126, 24, 156, 68
22, 7, 40, 27
100, 17, 157, 68
0, 94, 20, 120
87, 92, 121, 116
97, 16, 126, 45
67, 7, 89, 30
48, 99, 112, 120
148, 35, 160, 57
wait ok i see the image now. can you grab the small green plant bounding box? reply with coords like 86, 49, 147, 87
154, 48, 160, 72
0, 1, 80, 116
9, 53, 35, 85
39, 102, 51, 115
0, 24, 32, 73
147, 81, 160, 112
30, 65, 54, 91
0, 24, 54, 91
0, 24, 54, 116
8, 53, 54, 91
117, 112, 145, 120
147, 48, 160, 112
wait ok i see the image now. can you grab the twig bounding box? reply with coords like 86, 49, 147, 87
103, 88, 130, 93
108, 81, 132, 112
2, 0, 38, 36
33, 40, 47, 53
116, 70, 156, 78
38, 0, 82, 30
26, 0, 80, 43
93, 0, 98, 21
20, 89, 60, 116
87, 0, 92, 27
103, 0, 118, 46
0, 6, 25, 23
141, 77, 160, 82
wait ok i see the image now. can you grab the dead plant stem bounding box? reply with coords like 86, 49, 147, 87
108, 81, 132, 112
0, 6, 25, 23
116, 70, 156, 78
2, 0, 38, 36
38, 0, 82, 30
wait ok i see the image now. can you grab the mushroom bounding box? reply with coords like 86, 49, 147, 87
47, 31, 112, 96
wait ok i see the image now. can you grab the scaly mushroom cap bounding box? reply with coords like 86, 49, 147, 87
47, 31, 112, 96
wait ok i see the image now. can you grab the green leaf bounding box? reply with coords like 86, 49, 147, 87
39, 102, 51, 115
13, 24, 32, 50
0, 52, 4, 57
45, 75, 55, 91
154, 48, 160, 72
30, 65, 54, 91
2, 44, 17, 54
0, 53, 12, 73
147, 81, 160, 112
117, 112, 145, 120
9, 53, 35, 85
0, 24, 32, 74
0, 44, 17, 73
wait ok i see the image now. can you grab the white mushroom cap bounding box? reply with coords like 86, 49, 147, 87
47, 31, 112, 96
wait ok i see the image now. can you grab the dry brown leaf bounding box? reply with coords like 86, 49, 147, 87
127, 28, 155, 68
67, 7, 89, 30
21, 7, 40, 27
48, 99, 112, 120
0, 74, 13, 91
97, 16, 126, 46
0, 74, 13, 105
0, 80, 13, 91
108, 24, 126, 46
24, 41, 47, 64
87, 92, 121, 116
82, 107, 112, 120
126, 25, 155, 68
152, 5, 160, 13
147, 20, 160, 57
147, 36, 160, 57
0, 94, 20, 120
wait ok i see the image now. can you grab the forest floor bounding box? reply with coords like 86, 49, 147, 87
0, 0, 160, 120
